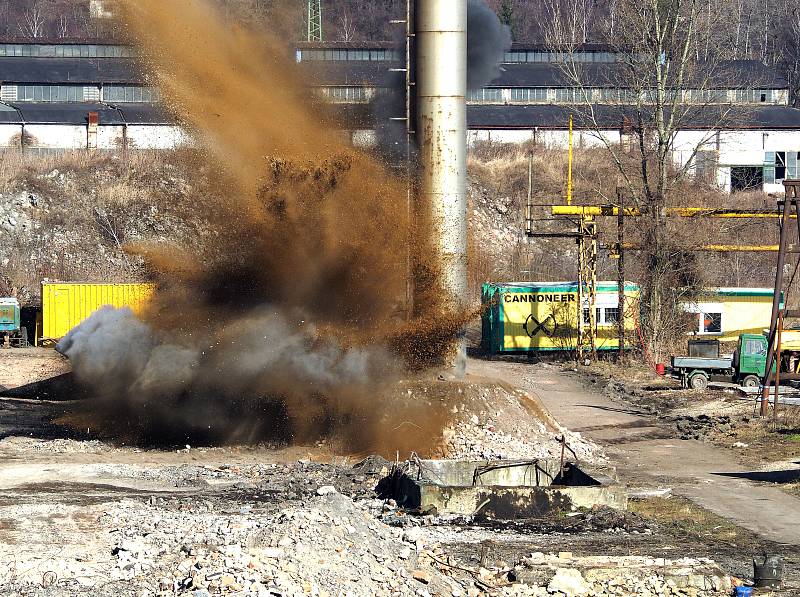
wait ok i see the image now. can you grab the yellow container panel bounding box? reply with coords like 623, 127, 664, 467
489, 283, 640, 352
42, 282, 155, 340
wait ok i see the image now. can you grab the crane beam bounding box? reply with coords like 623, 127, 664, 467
551, 205, 795, 219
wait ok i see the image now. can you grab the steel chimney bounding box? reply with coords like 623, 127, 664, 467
416, 0, 468, 373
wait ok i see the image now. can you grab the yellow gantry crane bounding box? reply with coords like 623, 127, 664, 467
526, 115, 787, 357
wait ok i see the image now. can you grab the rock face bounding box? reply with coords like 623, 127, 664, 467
0, 157, 207, 303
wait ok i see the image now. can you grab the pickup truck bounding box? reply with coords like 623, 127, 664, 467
670, 333, 771, 390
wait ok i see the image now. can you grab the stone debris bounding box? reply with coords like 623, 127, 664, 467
0, 456, 738, 597
439, 385, 605, 463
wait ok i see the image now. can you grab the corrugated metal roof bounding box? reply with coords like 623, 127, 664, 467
0, 57, 143, 84
112, 103, 176, 124
302, 59, 788, 89
9, 102, 124, 124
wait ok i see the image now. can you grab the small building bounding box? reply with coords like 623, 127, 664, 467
684, 287, 781, 342
481, 281, 640, 353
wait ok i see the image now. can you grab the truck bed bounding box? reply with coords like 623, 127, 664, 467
671, 356, 733, 370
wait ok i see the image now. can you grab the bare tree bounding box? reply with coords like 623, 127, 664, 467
338, 9, 355, 42
57, 14, 68, 37
544, 0, 749, 358
17, 2, 45, 38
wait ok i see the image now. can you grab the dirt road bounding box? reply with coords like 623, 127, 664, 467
468, 358, 800, 546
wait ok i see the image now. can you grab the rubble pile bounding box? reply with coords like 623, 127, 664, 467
511, 553, 733, 597
672, 414, 736, 441
0, 456, 739, 597
438, 384, 605, 463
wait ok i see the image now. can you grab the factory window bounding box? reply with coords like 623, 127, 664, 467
301, 48, 399, 62
509, 88, 547, 102
764, 151, 798, 184
502, 50, 621, 63
103, 85, 159, 103
735, 89, 772, 104
318, 86, 368, 102
16, 84, 87, 102
0, 43, 133, 58
554, 88, 580, 103
604, 307, 620, 325
467, 88, 503, 102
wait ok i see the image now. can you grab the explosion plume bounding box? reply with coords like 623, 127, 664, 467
58, 0, 463, 454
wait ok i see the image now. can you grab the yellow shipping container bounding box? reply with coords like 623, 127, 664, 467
481, 281, 640, 353
41, 281, 155, 341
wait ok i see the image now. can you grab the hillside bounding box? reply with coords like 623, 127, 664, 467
0, 147, 781, 309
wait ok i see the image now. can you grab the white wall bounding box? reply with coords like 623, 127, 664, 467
467, 128, 621, 148
25, 124, 86, 149
126, 125, 190, 149
0, 123, 191, 151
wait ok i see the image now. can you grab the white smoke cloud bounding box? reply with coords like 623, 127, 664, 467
57, 306, 396, 444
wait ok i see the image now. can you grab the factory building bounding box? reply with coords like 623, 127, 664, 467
0, 39, 186, 151
298, 41, 800, 195
0, 37, 798, 195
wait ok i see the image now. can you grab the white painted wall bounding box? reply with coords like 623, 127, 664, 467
126, 125, 190, 149
0, 123, 191, 150
466, 128, 621, 148
0, 124, 21, 147
25, 125, 86, 149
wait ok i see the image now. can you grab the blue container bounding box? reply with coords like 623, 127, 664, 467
735, 587, 753, 597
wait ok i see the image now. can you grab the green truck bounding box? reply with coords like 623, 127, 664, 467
670, 334, 773, 390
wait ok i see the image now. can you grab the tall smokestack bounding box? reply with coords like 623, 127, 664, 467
416, 0, 468, 374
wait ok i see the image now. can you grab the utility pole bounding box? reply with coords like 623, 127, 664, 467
307, 0, 323, 42
617, 188, 625, 359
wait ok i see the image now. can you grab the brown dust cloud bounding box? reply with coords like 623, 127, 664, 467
57, 0, 466, 455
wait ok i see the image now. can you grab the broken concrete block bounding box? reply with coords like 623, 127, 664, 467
412, 569, 431, 584
547, 568, 589, 596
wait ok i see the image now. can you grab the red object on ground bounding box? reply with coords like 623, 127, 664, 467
655, 363, 666, 376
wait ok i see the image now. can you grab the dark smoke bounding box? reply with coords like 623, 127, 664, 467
57, 305, 396, 446
467, 0, 512, 90
372, 0, 511, 160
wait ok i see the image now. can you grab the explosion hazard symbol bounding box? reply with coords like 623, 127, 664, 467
523, 313, 557, 338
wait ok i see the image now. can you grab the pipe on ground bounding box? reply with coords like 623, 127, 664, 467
416, 0, 468, 374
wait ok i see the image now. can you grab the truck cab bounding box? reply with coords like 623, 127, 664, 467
735, 333, 769, 384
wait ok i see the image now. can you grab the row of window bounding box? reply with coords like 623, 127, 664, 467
317, 86, 372, 102
297, 47, 621, 64
466, 87, 779, 105
0, 43, 134, 58
314, 85, 781, 106
504, 50, 621, 63
297, 48, 401, 62
0, 84, 158, 103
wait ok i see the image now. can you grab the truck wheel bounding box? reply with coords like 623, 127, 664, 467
741, 375, 760, 388
689, 372, 709, 391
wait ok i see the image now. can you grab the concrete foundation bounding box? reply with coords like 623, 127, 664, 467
390, 459, 627, 518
